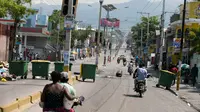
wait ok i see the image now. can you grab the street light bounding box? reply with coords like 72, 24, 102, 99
96, 0, 104, 69
102, 4, 117, 66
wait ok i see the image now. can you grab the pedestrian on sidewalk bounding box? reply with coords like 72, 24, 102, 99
191, 64, 198, 87
169, 63, 178, 85
40, 71, 75, 112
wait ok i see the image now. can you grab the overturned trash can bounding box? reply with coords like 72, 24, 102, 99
116, 70, 122, 77
156, 70, 176, 90
81, 64, 96, 82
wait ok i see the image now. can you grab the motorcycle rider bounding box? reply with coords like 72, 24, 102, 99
133, 63, 147, 90
60, 72, 77, 112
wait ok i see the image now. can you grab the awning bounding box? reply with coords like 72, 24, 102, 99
18, 27, 50, 37
45, 44, 56, 52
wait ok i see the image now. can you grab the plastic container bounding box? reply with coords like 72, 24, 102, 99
9, 61, 28, 79
156, 70, 176, 89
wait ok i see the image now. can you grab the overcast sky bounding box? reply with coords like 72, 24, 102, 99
32, 0, 183, 5
31, 0, 184, 31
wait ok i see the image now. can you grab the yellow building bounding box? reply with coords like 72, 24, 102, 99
180, 1, 200, 19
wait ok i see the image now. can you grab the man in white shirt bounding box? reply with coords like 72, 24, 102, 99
133, 64, 147, 89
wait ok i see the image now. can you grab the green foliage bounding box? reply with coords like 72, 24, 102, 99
48, 10, 93, 48
188, 28, 200, 53
0, 0, 9, 17
1, 0, 36, 60
7, 0, 36, 21
131, 16, 160, 47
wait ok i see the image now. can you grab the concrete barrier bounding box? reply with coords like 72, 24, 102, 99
16, 96, 31, 108
30, 92, 41, 103
0, 100, 18, 112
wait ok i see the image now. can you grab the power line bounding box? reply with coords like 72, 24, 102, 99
141, 0, 151, 11
144, 0, 155, 11
151, 0, 162, 13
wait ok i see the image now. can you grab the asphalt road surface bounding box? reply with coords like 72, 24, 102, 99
27, 49, 197, 112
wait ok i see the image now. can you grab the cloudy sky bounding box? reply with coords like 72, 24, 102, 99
31, 0, 184, 31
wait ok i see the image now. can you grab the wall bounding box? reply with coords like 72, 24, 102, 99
27, 36, 47, 48
0, 24, 9, 61
180, 1, 200, 19
26, 36, 48, 58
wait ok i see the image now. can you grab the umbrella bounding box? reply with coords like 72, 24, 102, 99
181, 64, 190, 69
71, 51, 78, 54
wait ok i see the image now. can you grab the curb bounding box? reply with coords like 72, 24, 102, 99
179, 96, 200, 112
0, 92, 41, 112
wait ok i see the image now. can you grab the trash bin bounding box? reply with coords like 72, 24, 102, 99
156, 70, 176, 89
54, 62, 73, 72
54, 62, 64, 72
82, 64, 96, 82
31, 60, 50, 80
9, 61, 28, 79
69, 63, 73, 71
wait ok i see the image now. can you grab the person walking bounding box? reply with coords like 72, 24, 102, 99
191, 64, 199, 87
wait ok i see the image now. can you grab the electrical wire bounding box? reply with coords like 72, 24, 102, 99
141, 0, 152, 11
151, 0, 162, 13
144, 0, 155, 12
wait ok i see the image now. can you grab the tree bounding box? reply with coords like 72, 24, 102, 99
131, 16, 160, 49
188, 28, 200, 53
48, 10, 92, 50
0, 0, 9, 18
71, 26, 92, 48
6, 0, 36, 60
48, 10, 65, 48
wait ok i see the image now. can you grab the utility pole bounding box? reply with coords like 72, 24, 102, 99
137, 12, 150, 63
96, 0, 104, 69
56, 19, 60, 61
61, 0, 76, 72
140, 28, 143, 57
159, 0, 165, 70
103, 11, 109, 66
102, 4, 116, 65
137, 12, 150, 42
177, 0, 187, 91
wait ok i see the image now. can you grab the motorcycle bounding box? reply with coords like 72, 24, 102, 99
117, 57, 120, 64
135, 80, 146, 97
70, 96, 85, 112
133, 70, 151, 97
128, 63, 134, 75
39, 96, 85, 112
123, 61, 127, 66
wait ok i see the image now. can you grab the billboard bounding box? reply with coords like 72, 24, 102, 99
180, 2, 200, 19
100, 18, 120, 28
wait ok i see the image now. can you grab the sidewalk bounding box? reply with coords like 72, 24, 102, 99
147, 66, 200, 111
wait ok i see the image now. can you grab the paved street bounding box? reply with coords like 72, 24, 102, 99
26, 49, 197, 112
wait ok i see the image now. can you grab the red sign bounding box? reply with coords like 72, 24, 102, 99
100, 18, 120, 28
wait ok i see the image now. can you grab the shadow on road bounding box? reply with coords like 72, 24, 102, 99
123, 94, 142, 98
78, 80, 95, 83
152, 86, 178, 96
